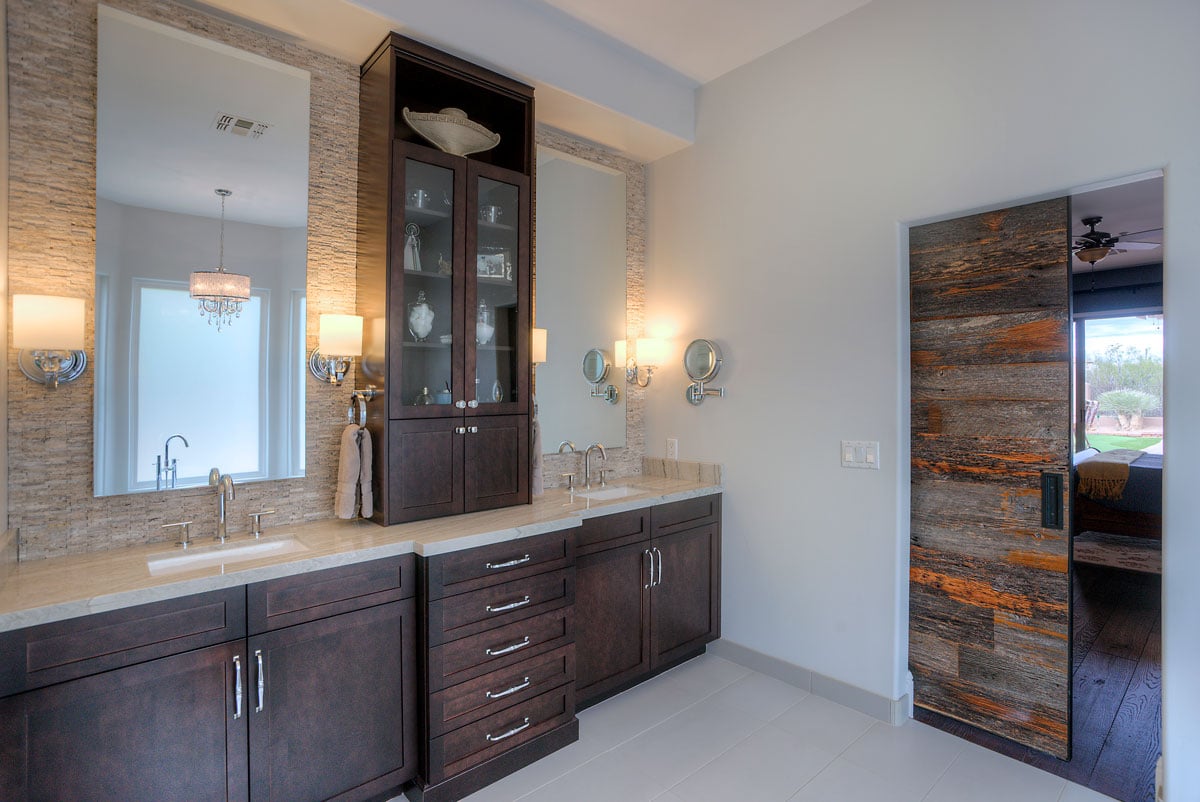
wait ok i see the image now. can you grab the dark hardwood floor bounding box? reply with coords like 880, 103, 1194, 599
917, 563, 1161, 802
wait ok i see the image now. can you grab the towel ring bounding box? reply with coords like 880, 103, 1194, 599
347, 387, 378, 427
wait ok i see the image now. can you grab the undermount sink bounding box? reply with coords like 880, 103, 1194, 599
147, 536, 309, 577
574, 485, 640, 501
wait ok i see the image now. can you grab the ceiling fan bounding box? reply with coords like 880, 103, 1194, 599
1073, 216, 1162, 266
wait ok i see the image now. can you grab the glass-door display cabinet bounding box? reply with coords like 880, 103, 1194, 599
358, 33, 534, 525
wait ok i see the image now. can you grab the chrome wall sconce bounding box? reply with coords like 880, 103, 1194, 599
683, 338, 726, 405
616, 337, 666, 388
582, 347, 619, 404
308, 314, 364, 385
12, 294, 88, 389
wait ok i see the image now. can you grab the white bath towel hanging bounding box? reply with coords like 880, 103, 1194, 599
335, 423, 361, 519
359, 425, 374, 518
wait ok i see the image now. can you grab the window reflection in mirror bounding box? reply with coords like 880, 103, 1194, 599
93, 8, 310, 496
534, 147, 627, 451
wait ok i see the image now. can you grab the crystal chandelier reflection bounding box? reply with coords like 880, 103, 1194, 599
189, 188, 251, 331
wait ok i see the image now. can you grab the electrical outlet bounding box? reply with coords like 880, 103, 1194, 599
666, 438, 679, 460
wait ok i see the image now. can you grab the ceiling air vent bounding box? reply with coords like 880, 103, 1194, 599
213, 112, 270, 139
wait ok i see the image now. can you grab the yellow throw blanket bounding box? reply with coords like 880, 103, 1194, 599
1077, 449, 1144, 501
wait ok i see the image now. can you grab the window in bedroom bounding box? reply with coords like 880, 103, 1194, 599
1081, 313, 1163, 453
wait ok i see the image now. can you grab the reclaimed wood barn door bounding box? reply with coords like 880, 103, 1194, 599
909, 198, 1073, 759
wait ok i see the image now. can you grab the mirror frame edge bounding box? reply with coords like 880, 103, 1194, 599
535, 125, 647, 486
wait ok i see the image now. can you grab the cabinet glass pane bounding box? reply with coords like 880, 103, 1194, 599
474, 176, 520, 406
401, 159, 455, 408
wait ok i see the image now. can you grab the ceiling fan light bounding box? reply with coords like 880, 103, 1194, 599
1075, 245, 1111, 265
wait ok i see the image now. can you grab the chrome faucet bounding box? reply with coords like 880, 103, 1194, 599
208, 468, 236, 543
584, 443, 607, 488
156, 434, 189, 490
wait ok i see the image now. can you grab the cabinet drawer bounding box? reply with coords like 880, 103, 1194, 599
427, 683, 575, 784
427, 568, 573, 646
428, 644, 574, 738
247, 554, 414, 634
425, 531, 574, 601
651, 494, 721, 538
428, 607, 573, 692
0, 587, 245, 697
576, 508, 650, 557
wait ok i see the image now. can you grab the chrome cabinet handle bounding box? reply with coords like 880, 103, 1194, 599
654, 547, 663, 586
467, 399, 480, 408
455, 400, 468, 409
485, 717, 531, 743
468, 425, 479, 434
232, 655, 243, 720
255, 650, 265, 713
643, 549, 653, 589
455, 426, 468, 435
486, 554, 531, 570
485, 677, 531, 700
486, 635, 531, 657
486, 595, 531, 613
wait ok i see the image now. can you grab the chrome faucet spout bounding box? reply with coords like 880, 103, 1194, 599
209, 468, 235, 542
162, 434, 189, 489
583, 443, 607, 488
557, 440, 578, 454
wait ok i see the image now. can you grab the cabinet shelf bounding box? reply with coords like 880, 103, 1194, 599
405, 205, 451, 226
404, 269, 452, 280
477, 220, 515, 232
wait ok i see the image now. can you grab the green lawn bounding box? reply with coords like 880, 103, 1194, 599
1086, 434, 1162, 453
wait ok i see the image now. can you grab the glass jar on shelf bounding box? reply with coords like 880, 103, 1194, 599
407, 290, 435, 341
476, 299, 495, 345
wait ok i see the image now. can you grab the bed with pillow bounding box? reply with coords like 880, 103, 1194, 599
1073, 447, 1162, 540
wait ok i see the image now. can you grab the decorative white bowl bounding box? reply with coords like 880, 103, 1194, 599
402, 107, 500, 157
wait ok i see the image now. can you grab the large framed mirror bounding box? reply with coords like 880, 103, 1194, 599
534, 145, 628, 451
93, 7, 311, 496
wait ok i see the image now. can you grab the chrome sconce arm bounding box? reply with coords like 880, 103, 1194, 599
625, 362, 655, 388
590, 382, 620, 404
18, 349, 87, 389
307, 349, 355, 386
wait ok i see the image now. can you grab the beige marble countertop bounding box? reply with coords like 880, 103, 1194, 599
0, 478, 720, 633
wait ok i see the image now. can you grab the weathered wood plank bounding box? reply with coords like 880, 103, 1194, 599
915, 677, 1068, 757
913, 400, 1068, 439
912, 434, 1065, 484
911, 264, 1066, 319
910, 201, 1068, 284
911, 545, 1068, 626
912, 362, 1069, 401
908, 630, 959, 678
994, 611, 1068, 671
911, 478, 1067, 547
913, 310, 1068, 367
909, 585, 994, 648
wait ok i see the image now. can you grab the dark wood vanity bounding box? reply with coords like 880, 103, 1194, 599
357, 34, 535, 526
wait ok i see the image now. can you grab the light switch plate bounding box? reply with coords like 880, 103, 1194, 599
841, 440, 880, 470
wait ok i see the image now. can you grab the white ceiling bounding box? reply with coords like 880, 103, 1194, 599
537, 0, 874, 83
1071, 175, 1163, 273
97, 7, 310, 227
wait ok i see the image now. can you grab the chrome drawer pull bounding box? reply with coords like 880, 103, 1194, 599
485, 716, 531, 743
232, 655, 243, 720
486, 554, 531, 570
254, 650, 265, 713
643, 549, 653, 589
486, 595, 531, 613
485, 677, 531, 700
486, 635, 531, 657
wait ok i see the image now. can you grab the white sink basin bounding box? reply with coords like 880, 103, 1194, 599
147, 536, 308, 576
574, 485, 640, 501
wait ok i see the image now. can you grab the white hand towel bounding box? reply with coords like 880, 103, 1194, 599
358, 426, 374, 518
335, 423, 361, 519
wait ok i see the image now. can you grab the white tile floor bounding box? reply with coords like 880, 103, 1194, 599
456, 654, 1118, 802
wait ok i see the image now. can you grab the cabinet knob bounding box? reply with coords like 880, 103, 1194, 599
467, 399, 480, 409
468, 425, 479, 434
455, 426, 467, 435
455, 400, 468, 409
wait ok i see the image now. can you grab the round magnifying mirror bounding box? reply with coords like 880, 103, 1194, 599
683, 339, 722, 383
581, 348, 611, 384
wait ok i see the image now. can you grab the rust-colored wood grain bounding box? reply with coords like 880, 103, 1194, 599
909, 197, 1073, 759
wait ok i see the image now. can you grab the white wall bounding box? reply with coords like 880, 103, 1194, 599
645, 0, 1200, 795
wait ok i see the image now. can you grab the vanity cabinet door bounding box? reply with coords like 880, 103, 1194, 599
247, 599, 417, 802
0, 641, 249, 802
464, 414, 529, 513
650, 523, 721, 669
389, 418, 466, 522
575, 541, 652, 707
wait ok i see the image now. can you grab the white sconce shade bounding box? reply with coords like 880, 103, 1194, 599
635, 337, 667, 367
532, 328, 548, 364
613, 339, 627, 367
309, 314, 364, 386
12, 294, 88, 389
13, 294, 85, 349
318, 314, 364, 356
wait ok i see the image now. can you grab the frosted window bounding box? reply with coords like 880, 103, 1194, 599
135, 285, 265, 485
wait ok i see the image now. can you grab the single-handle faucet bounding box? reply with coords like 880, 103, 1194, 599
208, 468, 236, 543
584, 443, 607, 488
156, 434, 189, 490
